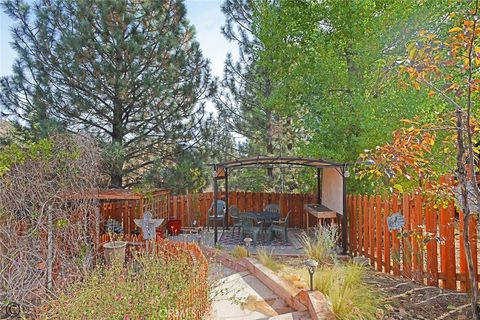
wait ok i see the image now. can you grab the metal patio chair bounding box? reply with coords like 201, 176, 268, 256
240, 217, 261, 246
229, 205, 242, 235
262, 203, 281, 231
268, 210, 291, 243
207, 200, 226, 232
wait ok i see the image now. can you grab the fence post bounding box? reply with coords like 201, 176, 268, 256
368, 196, 375, 264
348, 195, 354, 254
357, 195, 363, 256
384, 199, 391, 274
413, 193, 423, 281
402, 193, 412, 279
375, 195, 383, 272
425, 199, 438, 286
392, 193, 401, 276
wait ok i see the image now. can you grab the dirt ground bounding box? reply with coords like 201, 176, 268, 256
364, 270, 472, 320
278, 256, 472, 320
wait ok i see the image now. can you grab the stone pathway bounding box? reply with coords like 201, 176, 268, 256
207, 263, 310, 320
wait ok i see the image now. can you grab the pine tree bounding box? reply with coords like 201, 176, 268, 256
216, 0, 289, 169
0, 0, 214, 187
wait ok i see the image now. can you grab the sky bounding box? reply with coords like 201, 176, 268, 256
0, 0, 236, 83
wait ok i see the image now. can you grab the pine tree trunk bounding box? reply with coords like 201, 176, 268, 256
110, 174, 123, 189
266, 109, 274, 178
110, 99, 124, 188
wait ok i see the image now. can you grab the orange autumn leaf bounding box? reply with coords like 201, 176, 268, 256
448, 27, 463, 33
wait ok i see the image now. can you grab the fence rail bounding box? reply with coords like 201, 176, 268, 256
348, 192, 479, 292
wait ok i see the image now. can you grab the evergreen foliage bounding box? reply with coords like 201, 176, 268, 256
0, 0, 214, 187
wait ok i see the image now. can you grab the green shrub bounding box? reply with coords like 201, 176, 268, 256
300, 225, 339, 265
40, 252, 204, 319
231, 245, 249, 258
256, 247, 282, 272
300, 263, 381, 320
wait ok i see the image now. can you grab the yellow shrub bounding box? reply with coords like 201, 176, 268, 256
256, 247, 283, 272
231, 245, 249, 258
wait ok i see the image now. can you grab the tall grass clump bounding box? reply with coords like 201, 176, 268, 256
231, 245, 249, 258
300, 224, 339, 265
256, 247, 282, 272
300, 263, 381, 320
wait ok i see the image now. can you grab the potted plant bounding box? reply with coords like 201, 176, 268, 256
103, 232, 127, 266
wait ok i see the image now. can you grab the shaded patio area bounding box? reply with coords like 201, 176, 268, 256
171, 228, 306, 256
210, 156, 349, 253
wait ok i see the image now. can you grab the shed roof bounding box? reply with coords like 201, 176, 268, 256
66, 188, 169, 200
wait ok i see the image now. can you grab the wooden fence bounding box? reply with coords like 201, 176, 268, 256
97, 187, 480, 294
99, 189, 169, 235
169, 191, 316, 228
98, 190, 315, 234
348, 192, 479, 292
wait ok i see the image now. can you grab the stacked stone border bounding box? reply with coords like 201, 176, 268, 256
204, 247, 335, 320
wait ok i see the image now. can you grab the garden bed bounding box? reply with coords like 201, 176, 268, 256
266, 255, 472, 320
38, 240, 209, 319
364, 270, 471, 320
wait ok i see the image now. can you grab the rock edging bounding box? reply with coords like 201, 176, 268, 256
204, 247, 334, 320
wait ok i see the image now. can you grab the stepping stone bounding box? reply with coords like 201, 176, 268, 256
268, 311, 311, 319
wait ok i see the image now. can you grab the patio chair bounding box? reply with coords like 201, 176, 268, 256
240, 218, 261, 246
264, 203, 280, 214
229, 205, 242, 235
262, 203, 281, 230
268, 210, 291, 243
207, 200, 226, 232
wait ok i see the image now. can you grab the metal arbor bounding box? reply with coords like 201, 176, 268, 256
211, 156, 349, 253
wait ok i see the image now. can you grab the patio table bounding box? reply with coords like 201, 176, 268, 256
242, 211, 280, 222
240, 211, 280, 241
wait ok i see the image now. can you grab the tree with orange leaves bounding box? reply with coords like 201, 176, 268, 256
359, 2, 480, 317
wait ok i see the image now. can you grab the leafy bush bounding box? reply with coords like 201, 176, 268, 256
231, 245, 249, 258
256, 247, 282, 272
300, 263, 381, 320
300, 225, 339, 265
40, 252, 203, 319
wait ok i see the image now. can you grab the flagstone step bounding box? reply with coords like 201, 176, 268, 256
268, 311, 311, 319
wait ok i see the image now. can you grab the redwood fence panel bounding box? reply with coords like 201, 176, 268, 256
348, 193, 480, 293
99, 190, 170, 235
167, 191, 316, 229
